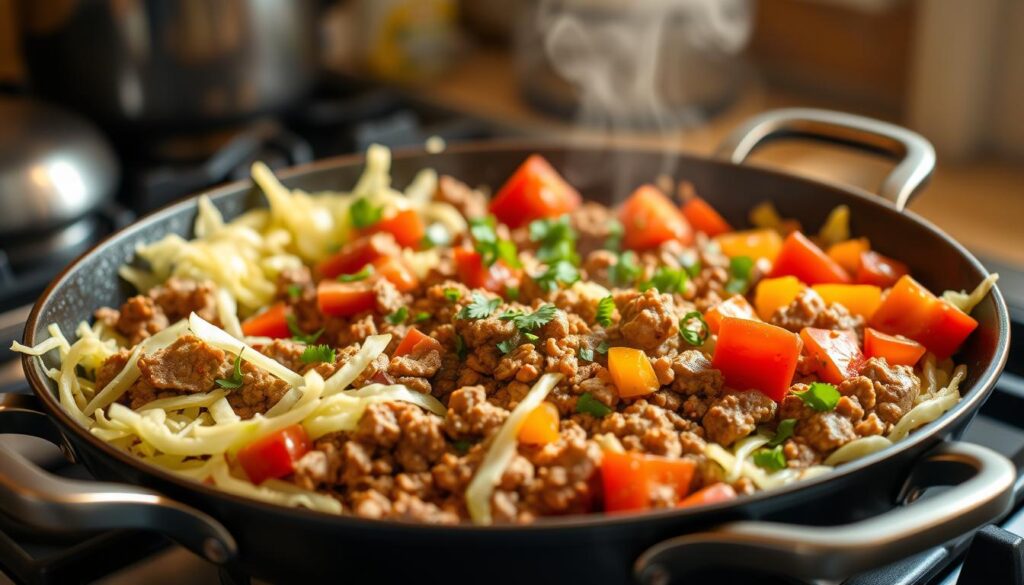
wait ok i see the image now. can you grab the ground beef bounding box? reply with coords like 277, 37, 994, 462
137, 334, 227, 392
521, 427, 602, 515
770, 289, 863, 333
435, 175, 488, 219
656, 350, 724, 396
258, 339, 339, 377
454, 309, 516, 349
95, 349, 131, 390
373, 279, 405, 315
276, 267, 321, 333
794, 412, 857, 453
598, 399, 695, 457
617, 289, 679, 351
226, 360, 292, 419
150, 278, 218, 323
702, 391, 777, 446
96, 296, 169, 345
582, 250, 618, 287
493, 343, 543, 383
444, 385, 509, 439
389, 349, 442, 378
858, 357, 921, 424
571, 202, 614, 258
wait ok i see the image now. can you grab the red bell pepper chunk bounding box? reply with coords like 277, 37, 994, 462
453, 247, 518, 294
236, 424, 310, 485
601, 451, 696, 513
240, 302, 291, 339
869, 275, 978, 360
678, 483, 737, 508
681, 196, 732, 237
619, 185, 693, 251
916, 301, 979, 360
769, 231, 851, 285
489, 155, 581, 229
371, 256, 419, 293
705, 295, 759, 335
800, 327, 863, 385
856, 250, 909, 288
712, 317, 802, 402
365, 209, 425, 250
394, 327, 443, 357
317, 281, 377, 317
316, 234, 392, 279
864, 327, 927, 367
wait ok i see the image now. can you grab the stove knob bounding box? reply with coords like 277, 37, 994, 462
957, 525, 1024, 585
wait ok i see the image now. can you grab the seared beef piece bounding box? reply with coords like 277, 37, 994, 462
258, 338, 339, 377
598, 399, 697, 457
444, 385, 509, 440
650, 350, 724, 396
435, 175, 489, 220
617, 289, 679, 351
138, 334, 227, 392
770, 288, 863, 334
150, 278, 217, 323
493, 343, 543, 383
571, 202, 614, 258
226, 360, 291, 419
856, 357, 921, 424
94, 278, 217, 345
702, 391, 777, 446
96, 296, 169, 345
276, 266, 322, 333
95, 349, 132, 390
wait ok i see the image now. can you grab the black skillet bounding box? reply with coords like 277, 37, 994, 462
2, 109, 1015, 585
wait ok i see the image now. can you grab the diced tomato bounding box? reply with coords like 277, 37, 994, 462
365, 209, 425, 249
800, 327, 862, 384
712, 318, 801, 402
371, 256, 419, 293
394, 327, 443, 358
715, 229, 784, 262
681, 196, 732, 237
317, 281, 377, 317
812, 284, 883, 319
619, 185, 693, 251
705, 295, 759, 334
236, 424, 310, 485
453, 247, 518, 294
608, 347, 660, 398
827, 238, 870, 274
518, 401, 561, 445
754, 276, 804, 321
678, 483, 737, 508
864, 328, 927, 367
856, 251, 909, 288
240, 302, 291, 339
770, 231, 851, 285
489, 155, 581, 229
869, 275, 978, 360
316, 234, 390, 279
601, 451, 696, 513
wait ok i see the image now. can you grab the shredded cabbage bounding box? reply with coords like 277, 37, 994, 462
322, 334, 392, 396
888, 366, 965, 441
726, 431, 771, 483
466, 372, 563, 525
140, 389, 228, 412
942, 274, 999, 314
215, 288, 244, 340
824, 435, 893, 465
209, 456, 343, 514
304, 384, 445, 440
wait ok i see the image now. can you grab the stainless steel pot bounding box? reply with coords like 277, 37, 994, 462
17, 0, 319, 129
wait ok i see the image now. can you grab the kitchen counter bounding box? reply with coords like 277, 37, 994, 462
409, 49, 1024, 267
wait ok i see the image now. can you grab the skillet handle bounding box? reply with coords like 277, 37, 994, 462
715, 107, 936, 212
0, 394, 238, 565
634, 441, 1015, 584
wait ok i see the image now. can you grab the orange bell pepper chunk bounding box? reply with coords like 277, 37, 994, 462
365, 209, 425, 249
800, 327, 863, 385
754, 276, 804, 320
489, 154, 581, 229
394, 327, 443, 357
619, 185, 693, 251
864, 328, 926, 367
917, 301, 979, 360
371, 256, 419, 293
518, 401, 561, 445
240, 302, 291, 339
706, 295, 759, 334
826, 238, 870, 274
681, 196, 732, 237
678, 482, 737, 508
601, 451, 696, 513
714, 228, 783, 262
453, 248, 519, 294
316, 281, 377, 317
869, 275, 978, 360
770, 231, 851, 285
811, 284, 883, 319
856, 250, 909, 288
712, 318, 801, 402
608, 347, 660, 398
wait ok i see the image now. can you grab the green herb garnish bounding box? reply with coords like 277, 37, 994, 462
497, 338, 519, 355
386, 307, 409, 325
576, 392, 612, 417
578, 347, 594, 362
679, 311, 709, 346
725, 256, 754, 294
608, 251, 642, 287
641, 266, 688, 295
216, 351, 245, 389
470, 216, 521, 268
529, 215, 579, 265
286, 284, 302, 302
454, 334, 467, 360
499, 304, 558, 332
337, 264, 374, 282
767, 418, 797, 447
595, 340, 609, 354
349, 197, 383, 228
681, 254, 702, 278
443, 287, 462, 302
457, 292, 501, 320
605, 219, 624, 252
301, 344, 336, 364
534, 260, 579, 292
421, 223, 450, 249
286, 314, 323, 344
595, 296, 614, 327
753, 445, 787, 471
414, 311, 431, 323
793, 382, 841, 412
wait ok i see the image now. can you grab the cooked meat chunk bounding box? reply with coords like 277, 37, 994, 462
96, 296, 169, 344
858, 357, 921, 424
571, 202, 614, 258
436, 175, 488, 219
667, 350, 724, 396
444, 386, 509, 439
598, 400, 696, 457
137, 334, 227, 392
226, 360, 292, 419
389, 349, 442, 378
702, 391, 777, 446
794, 412, 857, 453
258, 339, 339, 377
95, 349, 131, 390
149, 278, 217, 322
618, 289, 679, 351
770, 289, 863, 333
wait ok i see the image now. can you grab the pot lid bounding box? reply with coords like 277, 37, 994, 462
0, 97, 119, 236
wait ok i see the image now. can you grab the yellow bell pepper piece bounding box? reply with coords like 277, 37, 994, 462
812, 284, 883, 319
826, 238, 870, 274
608, 347, 659, 398
755, 276, 804, 320
518, 401, 561, 445
715, 229, 783, 262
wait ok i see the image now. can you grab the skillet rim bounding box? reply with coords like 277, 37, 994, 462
21, 138, 1011, 533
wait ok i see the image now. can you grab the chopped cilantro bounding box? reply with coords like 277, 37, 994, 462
604, 219, 624, 251
641, 266, 688, 295
337, 264, 374, 282
497, 338, 519, 355
529, 215, 579, 265
414, 311, 431, 323
767, 418, 797, 447
349, 197, 383, 228
578, 346, 594, 361
725, 256, 754, 294
576, 392, 612, 417
679, 311, 709, 346
286, 284, 302, 302
470, 216, 521, 268
523, 332, 539, 342
595, 296, 614, 327
753, 445, 787, 471
301, 344, 336, 364
595, 340, 609, 354
499, 304, 558, 331
443, 288, 462, 302
681, 254, 702, 278
386, 307, 409, 325
793, 382, 841, 412
421, 223, 451, 249
215, 351, 245, 389
286, 314, 323, 344
608, 251, 642, 287
454, 334, 467, 360
457, 292, 501, 320
452, 438, 474, 454
534, 260, 579, 292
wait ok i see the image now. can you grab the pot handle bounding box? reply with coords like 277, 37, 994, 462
715, 107, 936, 212
0, 394, 238, 565
634, 441, 1015, 584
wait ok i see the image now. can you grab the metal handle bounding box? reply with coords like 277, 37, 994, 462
635, 441, 1015, 583
0, 396, 238, 565
715, 108, 937, 211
